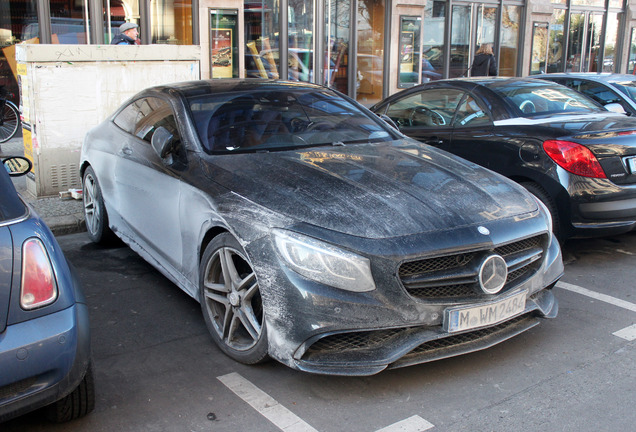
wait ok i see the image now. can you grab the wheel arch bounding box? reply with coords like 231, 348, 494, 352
199, 226, 230, 265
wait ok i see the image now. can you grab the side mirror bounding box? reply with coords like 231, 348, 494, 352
151, 127, 174, 162
2, 156, 32, 177
379, 114, 400, 130
604, 102, 626, 114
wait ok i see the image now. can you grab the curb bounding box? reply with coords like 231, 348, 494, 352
42, 214, 86, 236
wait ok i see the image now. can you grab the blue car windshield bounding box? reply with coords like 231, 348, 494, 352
188, 88, 396, 153
491, 81, 604, 118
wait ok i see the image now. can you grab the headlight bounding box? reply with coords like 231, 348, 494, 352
272, 229, 376, 292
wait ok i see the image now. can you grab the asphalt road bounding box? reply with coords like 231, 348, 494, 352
4, 232, 636, 432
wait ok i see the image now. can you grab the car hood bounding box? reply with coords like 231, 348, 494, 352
202, 140, 538, 238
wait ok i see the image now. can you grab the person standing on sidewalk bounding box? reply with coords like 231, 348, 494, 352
470, 44, 498, 77
111, 22, 140, 45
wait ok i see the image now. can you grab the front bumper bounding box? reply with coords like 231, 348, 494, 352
0, 303, 91, 422
255, 220, 562, 376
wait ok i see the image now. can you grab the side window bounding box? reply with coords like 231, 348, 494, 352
386, 88, 463, 128
453, 95, 491, 127
113, 97, 181, 143
578, 81, 624, 108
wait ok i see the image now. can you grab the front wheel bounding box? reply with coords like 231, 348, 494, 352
82, 166, 116, 244
199, 233, 269, 364
0, 101, 20, 143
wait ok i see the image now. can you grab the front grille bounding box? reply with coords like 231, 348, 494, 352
407, 314, 528, 355
399, 235, 547, 300
304, 328, 405, 357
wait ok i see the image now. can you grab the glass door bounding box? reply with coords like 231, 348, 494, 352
566, 11, 604, 72
450, 3, 499, 78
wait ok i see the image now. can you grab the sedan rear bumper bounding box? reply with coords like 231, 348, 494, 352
0, 303, 91, 422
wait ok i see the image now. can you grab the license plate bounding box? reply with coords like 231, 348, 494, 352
444, 291, 527, 333
627, 157, 636, 174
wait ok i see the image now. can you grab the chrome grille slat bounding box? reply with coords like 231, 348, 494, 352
399, 235, 547, 299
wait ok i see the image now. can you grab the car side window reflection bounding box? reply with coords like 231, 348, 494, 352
453, 95, 491, 127
113, 97, 181, 144
386, 88, 463, 128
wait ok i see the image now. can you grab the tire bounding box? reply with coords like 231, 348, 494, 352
0, 101, 20, 143
82, 166, 116, 244
199, 233, 269, 364
521, 181, 563, 241
44, 364, 95, 423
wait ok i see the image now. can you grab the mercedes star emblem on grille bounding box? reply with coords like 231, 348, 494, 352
478, 255, 508, 294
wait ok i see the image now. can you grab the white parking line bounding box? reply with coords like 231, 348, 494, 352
374, 415, 435, 432
613, 324, 636, 341
218, 372, 319, 432
556, 282, 636, 341
556, 281, 636, 313
218, 372, 436, 432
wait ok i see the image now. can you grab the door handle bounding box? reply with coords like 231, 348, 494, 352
121, 147, 133, 156
425, 137, 444, 146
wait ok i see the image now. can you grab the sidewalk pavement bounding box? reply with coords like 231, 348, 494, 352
1, 135, 85, 236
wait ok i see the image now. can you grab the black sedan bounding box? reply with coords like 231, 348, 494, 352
80, 80, 561, 376
371, 77, 636, 240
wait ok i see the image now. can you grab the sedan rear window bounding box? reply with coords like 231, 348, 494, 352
188, 89, 396, 153
491, 81, 604, 117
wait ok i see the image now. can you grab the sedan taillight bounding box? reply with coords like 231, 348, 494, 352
20, 238, 58, 310
543, 140, 607, 179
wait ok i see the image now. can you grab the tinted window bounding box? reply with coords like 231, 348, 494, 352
113, 97, 180, 143
453, 95, 491, 127
188, 89, 396, 153
491, 81, 603, 117
611, 80, 636, 103
385, 88, 463, 127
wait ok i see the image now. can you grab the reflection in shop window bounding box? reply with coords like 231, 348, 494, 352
151, 0, 193, 44
324, 0, 350, 94
357, 0, 385, 106
630, 28, 636, 74
530, 22, 549, 75
105, 0, 139, 44
547, 9, 565, 73
244, 0, 280, 79
500, 5, 520, 77
48, 0, 88, 44
398, 16, 421, 88
603, 13, 618, 72
422, 1, 445, 82
288, 0, 314, 82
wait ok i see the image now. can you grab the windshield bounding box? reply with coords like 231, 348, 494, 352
611, 80, 636, 104
188, 88, 396, 153
491, 80, 604, 117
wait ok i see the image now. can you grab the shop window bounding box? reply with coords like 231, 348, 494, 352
422, 1, 444, 82
530, 22, 549, 75
356, 0, 385, 106
105, 0, 139, 44
547, 9, 565, 73
499, 5, 520, 77
398, 16, 421, 89
244, 0, 280, 79
324, 0, 350, 94
49, 0, 88, 44
151, 0, 193, 44
629, 28, 636, 74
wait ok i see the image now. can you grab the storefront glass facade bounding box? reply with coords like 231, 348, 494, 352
0, 0, 633, 107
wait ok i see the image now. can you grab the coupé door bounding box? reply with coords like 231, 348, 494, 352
112, 97, 184, 271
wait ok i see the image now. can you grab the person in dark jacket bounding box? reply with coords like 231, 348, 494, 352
111, 22, 139, 45
471, 44, 498, 77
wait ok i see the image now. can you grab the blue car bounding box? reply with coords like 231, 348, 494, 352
0, 156, 94, 423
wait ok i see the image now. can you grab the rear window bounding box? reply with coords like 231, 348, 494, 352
0, 169, 27, 223
491, 81, 604, 117
188, 88, 396, 153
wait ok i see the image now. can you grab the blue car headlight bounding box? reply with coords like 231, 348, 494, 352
272, 229, 376, 292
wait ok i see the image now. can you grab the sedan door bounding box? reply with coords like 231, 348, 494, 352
112, 97, 185, 272
383, 87, 461, 151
